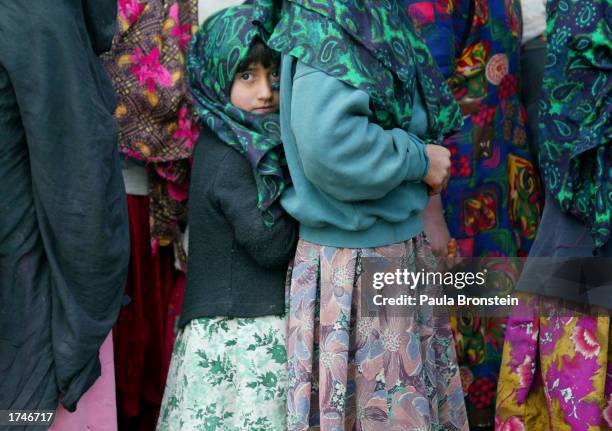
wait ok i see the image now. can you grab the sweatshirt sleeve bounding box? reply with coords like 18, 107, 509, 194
289, 64, 429, 202
213, 149, 298, 268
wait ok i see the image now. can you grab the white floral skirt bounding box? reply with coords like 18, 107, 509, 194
156, 315, 288, 431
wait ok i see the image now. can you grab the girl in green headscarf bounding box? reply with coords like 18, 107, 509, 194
157, 5, 297, 430
254, 1, 469, 429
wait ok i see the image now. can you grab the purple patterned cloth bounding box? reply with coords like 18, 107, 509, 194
286, 236, 469, 430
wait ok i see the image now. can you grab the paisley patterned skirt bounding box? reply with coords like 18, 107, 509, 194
286, 235, 469, 430
496, 294, 612, 431
157, 315, 288, 431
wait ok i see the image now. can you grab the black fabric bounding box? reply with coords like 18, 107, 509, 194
81, 0, 118, 55
520, 38, 546, 165
181, 126, 297, 326
0, 0, 129, 419
516, 192, 612, 308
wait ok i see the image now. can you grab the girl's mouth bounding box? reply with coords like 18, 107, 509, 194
253, 106, 276, 113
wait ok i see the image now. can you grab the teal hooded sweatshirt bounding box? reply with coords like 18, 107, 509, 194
279, 57, 431, 248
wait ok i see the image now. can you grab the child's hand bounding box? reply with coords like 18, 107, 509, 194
423, 195, 451, 257
423, 144, 451, 195
446, 238, 457, 257
445, 238, 462, 269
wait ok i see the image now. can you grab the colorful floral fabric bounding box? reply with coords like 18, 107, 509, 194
538, 0, 611, 251
101, 0, 199, 248
286, 236, 468, 430
188, 5, 288, 226
496, 295, 612, 431
403, 0, 544, 426
253, 0, 463, 142
157, 315, 288, 431
403, 0, 542, 259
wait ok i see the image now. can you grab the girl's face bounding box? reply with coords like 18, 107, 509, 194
230, 62, 280, 114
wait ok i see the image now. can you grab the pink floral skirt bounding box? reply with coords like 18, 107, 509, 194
496, 295, 612, 431
285, 235, 468, 430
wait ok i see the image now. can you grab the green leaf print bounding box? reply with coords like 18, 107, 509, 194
252, 330, 276, 348
174, 337, 186, 356
158, 315, 289, 430
260, 371, 278, 388
265, 388, 277, 401
207, 355, 235, 386
200, 319, 212, 334
167, 396, 179, 410
209, 357, 225, 373
203, 416, 221, 431
219, 319, 230, 332
268, 343, 287, 364
262, 331, 275, 345
196, 350, 209, 369
202, 318, 230, 337
237, 318, 256, 326
242, 414, 273, 431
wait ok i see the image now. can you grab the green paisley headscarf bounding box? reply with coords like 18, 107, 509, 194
252, 0, 463, 142
188, 4, 287, 226
539, 0, 611, 250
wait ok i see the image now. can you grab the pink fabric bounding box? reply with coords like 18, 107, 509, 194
50, 333, 117, 431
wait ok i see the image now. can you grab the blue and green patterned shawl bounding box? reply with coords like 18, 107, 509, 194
188, 4, 287, 225
252, 0, 463, 142
539, 0, 611, 250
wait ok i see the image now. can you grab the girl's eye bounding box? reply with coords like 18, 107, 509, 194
240, 72, 253, 81
270, 70, 280, 81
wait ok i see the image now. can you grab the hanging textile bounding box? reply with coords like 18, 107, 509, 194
101, 0, 200, 250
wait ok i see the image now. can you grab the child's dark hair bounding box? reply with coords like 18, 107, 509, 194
236, 38, 280, 72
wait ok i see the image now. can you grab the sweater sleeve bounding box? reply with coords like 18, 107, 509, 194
213, 149, 298, 268
290, 64, 429, 202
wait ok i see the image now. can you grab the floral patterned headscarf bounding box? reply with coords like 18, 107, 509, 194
252, 0, 463, 142
101, 0, 199, 250
188, 4, 288, 225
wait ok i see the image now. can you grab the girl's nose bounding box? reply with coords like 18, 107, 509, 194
257, 77, 273, 101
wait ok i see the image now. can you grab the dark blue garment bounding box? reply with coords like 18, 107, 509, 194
516, 193, 612, 308
520, 37, 546, 164
537, 0, 611, 250
0, 0, 129, 419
